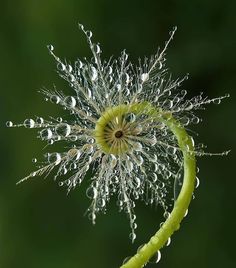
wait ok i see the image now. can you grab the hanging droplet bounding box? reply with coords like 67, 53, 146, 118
55, 123, 71, 137
129, 232, 136, 242
50, 95, 61, 104
141, 73, 149, 82
48, 153, 61, 165
24, 119, 35, 128
6, 121, 13, 127
195, 177, 200, 188
57, 62, 66, 71
47, 44, 54, 51
32, 158, 37, 163
64, 96, 76, 108
166, 237, 171, 247
125, 113, 136, 123
133, 142, 142, 152
149, 250, 161, 264
36, 117, 44, 125
86, 186, 97, 199
91, 66, 98, 81
40, 128, 53, 140
86, 31, 92, 38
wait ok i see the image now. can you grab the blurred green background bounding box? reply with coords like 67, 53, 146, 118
0, 0, 235, 267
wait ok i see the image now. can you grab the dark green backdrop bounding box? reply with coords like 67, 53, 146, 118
1, 0, 235, 267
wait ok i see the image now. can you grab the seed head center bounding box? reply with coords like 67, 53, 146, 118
115, 130, 123, 138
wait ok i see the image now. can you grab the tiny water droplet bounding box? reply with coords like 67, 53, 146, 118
149, 250, 161, 264
6, 121, 13, 127
64, 96, 76, 108
47, 44, 54, 51
32, 158, 37, 163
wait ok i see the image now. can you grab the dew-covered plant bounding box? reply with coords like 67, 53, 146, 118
7, 24, 229, 268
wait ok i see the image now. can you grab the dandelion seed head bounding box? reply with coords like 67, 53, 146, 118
7, 24, 229, 241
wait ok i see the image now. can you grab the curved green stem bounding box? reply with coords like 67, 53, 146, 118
120, 103, 196, 268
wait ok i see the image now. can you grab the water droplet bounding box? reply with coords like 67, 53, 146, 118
195, 177, 200, 188
6, 121, 13, 127
64, 96, 76, 108
136, 155, 143, 166
67, 65, 73, 73
86, 186, 97, 199
48, 153, 61, 165
141, 73, 149, 82
69, 74, 75, 82
126, 160, 134, 172
166, 237, 171, 246
129, 232, 136, 242
55, 123, 71, 137
86, 31, 92, 38
40, 128, 53, 140
24, 119, 35, 128
36, 117, 44, 125
50, 95, 60, 104
94, 44, 101, 54
32, 158, 37, 163
149, 250, 161, 264
133, 125, 142, 135
91, 66, 98, 81
110, 155, 117, 168
133, 142, 142, 152
47, 44, 54, 51
57, 62, 66, 71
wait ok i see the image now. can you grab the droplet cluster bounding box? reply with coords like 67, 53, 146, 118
7, 24, 230, 245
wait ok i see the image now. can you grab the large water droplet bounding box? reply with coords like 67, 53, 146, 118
64, 96, 76, 108
48, 153, 61, 165
55, 123, 71, 137
86, 186, 97, 199
40, 128, 53, 140
24, 119, 35, 128
50, 95, 61, 104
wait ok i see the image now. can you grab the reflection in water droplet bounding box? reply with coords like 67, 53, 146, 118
6, 121, 13, 127
47, 44, 54, 51
166, 237, 171, 247
141, 73, 149, 82
40, 128, 53, 140
64, 96, 76, 108
55, 123, 71, 137
32, 158, 37, 163
50, 95, 60, 104
24, 119, 35, 128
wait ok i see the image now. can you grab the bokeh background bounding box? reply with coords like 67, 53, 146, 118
0, 0, 235, 267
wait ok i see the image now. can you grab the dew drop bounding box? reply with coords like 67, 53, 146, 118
133, 142, 142, 152
36, 117, 44, 125
47, 44, 54, 51
55, 123, 71, 137
125, 113, 136, 123
6, 121, 13, 127
57, 62, 66, 71
149, 250, 161, 264
141, 73, 149, 82
48, 153, 61, 165
32, 158, 37, 163
24, 119, 35, 128
91, 66, 98, 81
64, 96, 76, 108
126, 160, 134, 172
166, 237, 171, 247
86, 186, 97, 199
40, 128, 53, 140
86, 31, 92, 39
195, 177, 200, 188
129, 232, 136, 242
67, 64, 73, 73
50, 95, 60, 104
